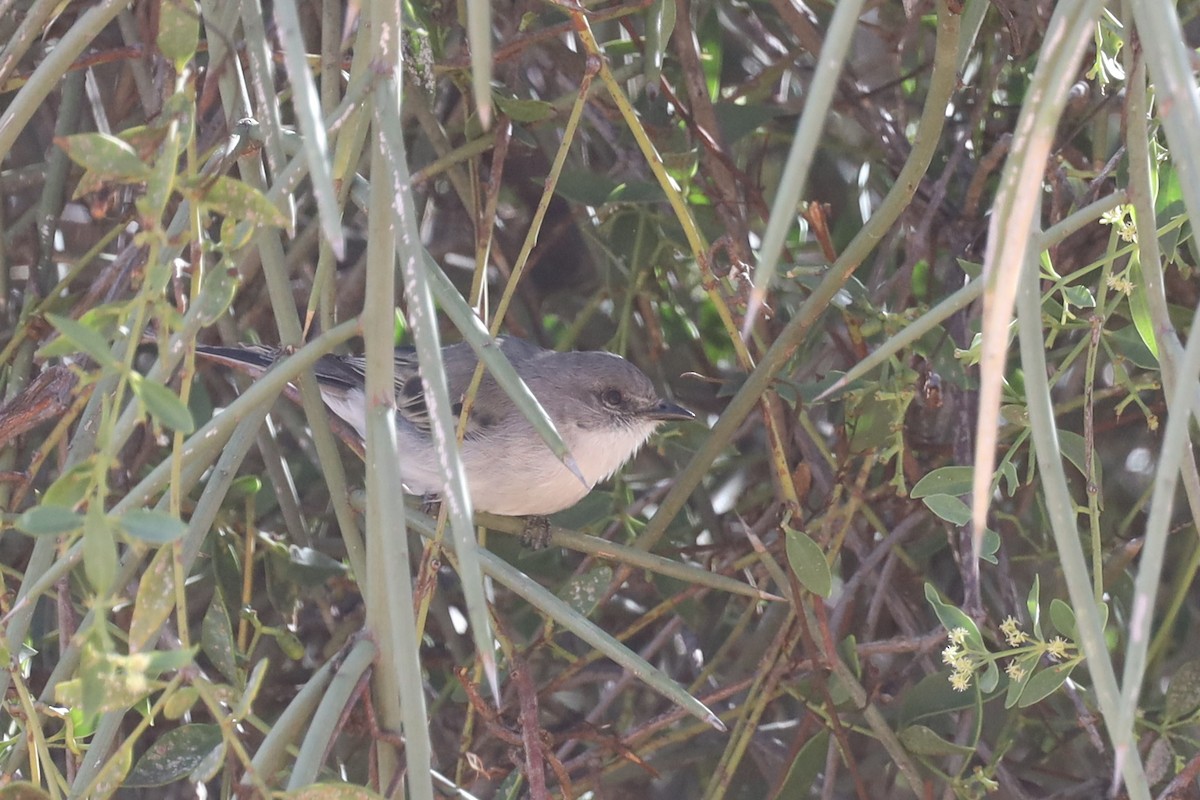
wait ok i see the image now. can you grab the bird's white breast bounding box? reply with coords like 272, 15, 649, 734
453, 420, 659, 516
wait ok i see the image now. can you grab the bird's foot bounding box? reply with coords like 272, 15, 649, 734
520, 516, 553, 549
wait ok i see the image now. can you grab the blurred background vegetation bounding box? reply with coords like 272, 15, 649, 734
2, 0, 1200, 797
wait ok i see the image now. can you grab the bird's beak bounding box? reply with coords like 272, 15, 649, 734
646, 399, 695, 421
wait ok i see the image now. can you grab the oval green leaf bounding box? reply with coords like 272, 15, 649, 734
923, 583, 983, 649
118, 508, 189, 544
1017, 661, 1077, 708
83, 511, 118, 595
42, 461, 94, 508
129, 547, 178, 651
922, 493, 971, 525
0, 781, 53, 800
558, 566, 613, 618
784, 526, 832, 598
1165, 660, 1200, 724
494, 93, 556, 123
910, 466, 973, 498
201, 595, 239, 685
898, 724, 976, 757
200, 176, 289, 228
125, 724, 222, 787
978, 659, 1000, 694
55, 133, 153, 183
157, 0, 201, 68
132, 376, 196, 433
16, 505, 84, 536
43, 313, 117, 368
1049, 598, 1077, 639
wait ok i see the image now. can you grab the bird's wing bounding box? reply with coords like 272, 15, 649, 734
194, 344, 281, 376
400, 341, 493, 436
312, 349, 426, 430
411, 336, 548, 439
197, 338, 549, 441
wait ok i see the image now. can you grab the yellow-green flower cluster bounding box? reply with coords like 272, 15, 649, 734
942, 617, 1077, 693
942, 627, 974, 692
1101, 206, 1137, 242
1000, 615, 1028, 646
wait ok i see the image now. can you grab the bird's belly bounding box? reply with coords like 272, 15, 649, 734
394, 424, 657, 517
465, 463, 593, 516
395, 443, 594, 517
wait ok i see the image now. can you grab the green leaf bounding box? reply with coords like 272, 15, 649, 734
138, 122, 180, 223
43, 313, 118, 368
494, 93, 555, 123
978, 527, 1001, 565
201, 593, 239, 685
233, 658, 270, 721
118, 508, 189, 544
899, 724, 976, 757
0, 781, 53, 799
199, 176, 289, 228
131, 375, 196, 433
923, 584, 983, 650
554, 171, 663, 205
910, 466, 973, 498
1003, 651, 1040, 709
56, 634, 191, 718
784, 526, 832, 597
900, 670, 980, 725
84, 509, 118, 596
1165, 660, 1200, 724
1057, 429, 1100, 486
1027, 575, 1042, 639
195, 264, 240, 324
90, 742, 133, 798
42, 461, 95, 508
15, 505, 84, 536
643, 0, 676, 85
1017, 661, 1077, 707
265, 542, 347, 587
125, 724, 222, 787
129, 547, 178, 651
697, 8, 721, 98
1107, 323, 1159, 370
977, 659, 1000, 693
712, 103, 784, 144
142, 647, 198, 676
164, 686, 199, 720
262, 625, 304, 660
773, 731, 830, 799
189, 738, 225, 783
558, 566, 613, 618
157, 0, 201, 68
922, 493, 970, 525
1127, 253, 1158, 359
1049, 598, 1077, 639
228, 475, 263, 499
846, 392, 893, 452
55, 133, 153, 183
1061, 284, 1095, 308
999, 460, 1020, 496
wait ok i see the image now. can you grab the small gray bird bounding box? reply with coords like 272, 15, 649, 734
196, 337, 694, 517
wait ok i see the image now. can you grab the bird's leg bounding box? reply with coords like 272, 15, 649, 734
520, 516, 553, 549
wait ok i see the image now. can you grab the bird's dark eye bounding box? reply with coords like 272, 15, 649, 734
600, 388, 623, 407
